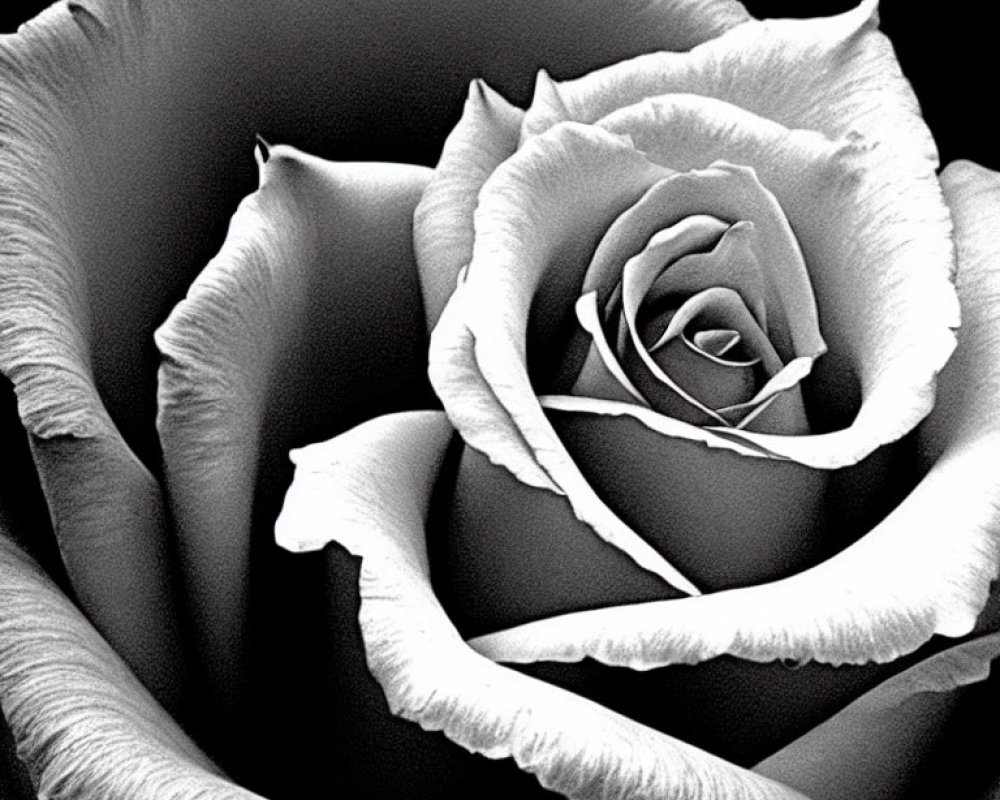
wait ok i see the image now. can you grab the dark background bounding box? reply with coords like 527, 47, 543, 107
1, 0, 993, 172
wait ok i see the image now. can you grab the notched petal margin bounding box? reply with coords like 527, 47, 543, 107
0, 535, 260, 799
275, 411, 807, 800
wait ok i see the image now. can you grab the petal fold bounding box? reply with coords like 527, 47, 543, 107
0, 1, 198, 714
413, 80, 524, 330
430, 123, 701, 595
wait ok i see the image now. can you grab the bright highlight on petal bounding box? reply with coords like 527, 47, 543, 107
275, 411, 808, 800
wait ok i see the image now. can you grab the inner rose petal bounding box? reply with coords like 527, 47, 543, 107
576, 164, 824, 372
642, 221, 767, 330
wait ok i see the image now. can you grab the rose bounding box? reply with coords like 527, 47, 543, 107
3, 1, 990, 796
275, 4, 1000, 798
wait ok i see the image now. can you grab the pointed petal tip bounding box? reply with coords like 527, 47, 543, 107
254, 133, 271, 163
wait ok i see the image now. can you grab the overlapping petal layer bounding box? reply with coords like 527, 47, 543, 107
0, 0, 211, 713
0, 0, 754, 718
430, 85, 957, 600
276, 411, 810, 800
412, 0, 751, 327
465, 160, 1000, 671
430, 124, 703, 595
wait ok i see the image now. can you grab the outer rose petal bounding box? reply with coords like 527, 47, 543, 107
754, 631, 1000, 800
0, 534, 259, 799
0, 2, 199, 713
276, 411, 808, 800
464, 160, 1000, 672
412, 0, 751, 330
0, 0, 753, 715
155, 145, 432, 754
529, 1, 933, 165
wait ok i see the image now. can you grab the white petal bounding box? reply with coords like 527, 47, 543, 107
156, 144, 432, 734
547, 1, 932, 167
0, 536, 261, 799
0, 3, 196, 712
275, 411, 808, 800
924, 160, 1000, 459
469, 424, 1000, 668
429, 277, 561, 493
413, 81, 523, 330
430, 123, 702, 594
475, 155, 1000, 671
572, 293, 649, 405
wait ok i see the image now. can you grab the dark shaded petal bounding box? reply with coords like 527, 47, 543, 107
155, 145, 432, 752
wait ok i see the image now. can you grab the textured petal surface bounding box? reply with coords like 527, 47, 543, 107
0, 534, 260, 800
0, 0, 752, 719
413, 81, 524, 330
276, 411, 808, 800
156, 145, 431, 749
0, 3, 208, 713
466, 160, 1000, 672
411, 0, 750, 330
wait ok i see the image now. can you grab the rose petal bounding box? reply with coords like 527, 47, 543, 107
275, 410, 808, 800
598, 94, 957, 466
923, 160, 1000, 460
571, 293, 649, 405
0, 535, 260, 799
532, 1, 933, 167
753, 631, 1000, 800
582, 164, 823, 370
0, 4, 204, 714
155, 144, 433, 747
645, 221, 767, 329
474, 151, 1000, 664
412, 0, 751, 329
413, 80, 524, 330
430, 123, 702, 595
